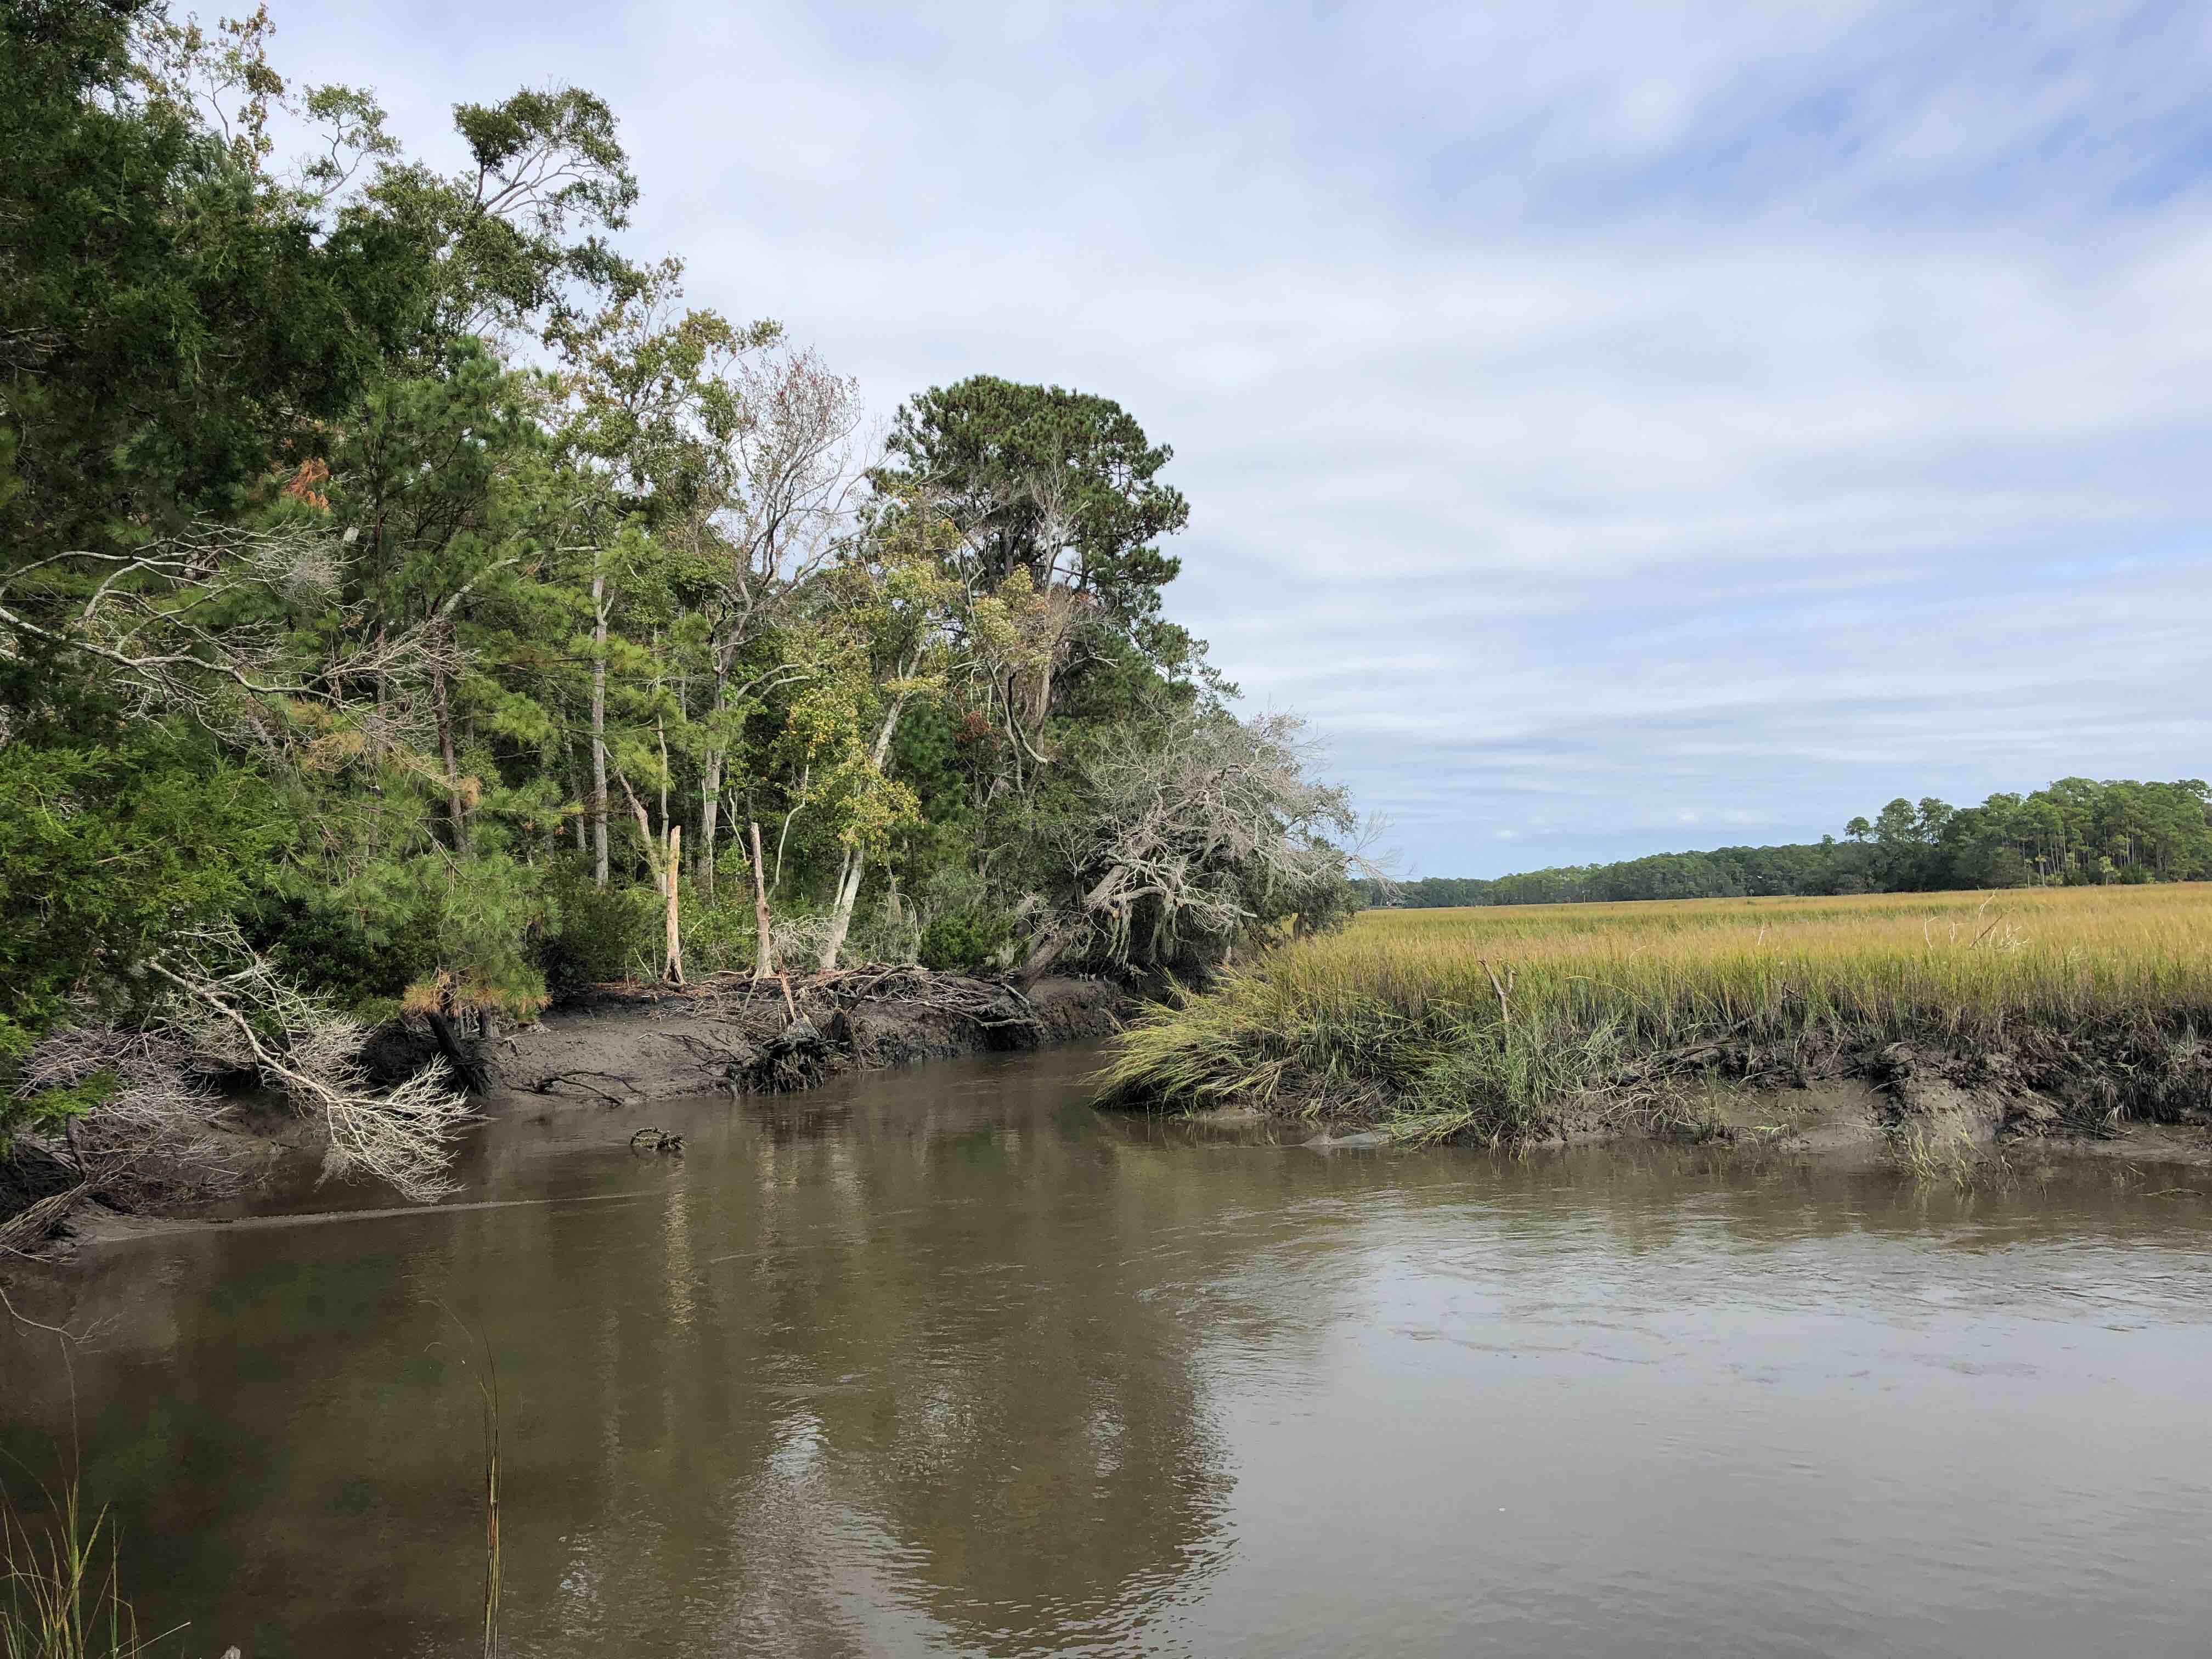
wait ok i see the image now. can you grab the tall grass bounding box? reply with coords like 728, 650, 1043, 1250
1097, 885, 2212, 1143
2, 1480, 174, 1659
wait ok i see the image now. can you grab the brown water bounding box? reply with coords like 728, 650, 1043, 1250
6, 1042, 2212, 1657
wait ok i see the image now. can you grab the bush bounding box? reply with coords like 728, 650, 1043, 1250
918, 909, 1012, 974
538, 864, 657, 990
676, 885, 763, 976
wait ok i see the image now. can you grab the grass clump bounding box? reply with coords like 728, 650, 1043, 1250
1096, 885, 2212, 1146
2, 1480, 170, 1659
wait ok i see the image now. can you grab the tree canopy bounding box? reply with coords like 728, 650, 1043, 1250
0, 2, 1363, 1187
1375, 776, 2212, 909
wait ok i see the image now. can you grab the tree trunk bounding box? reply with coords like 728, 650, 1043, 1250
748, 820, 776, 980
656, 703, 670, 861
815, 697, 907, 972
590, 569, 609, 889
663, 825, 685, 984
424, 1008, 488, 1093
433, 663, 472, 857
699, 747, 722, 900
819, 848, 866, 971
774, 766, 808, 894
1014, 865, 1128, 991
1011, 925, 1069, 993
614, 768, 665, 893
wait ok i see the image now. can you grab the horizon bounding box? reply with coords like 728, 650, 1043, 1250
270, 1, 2212, 878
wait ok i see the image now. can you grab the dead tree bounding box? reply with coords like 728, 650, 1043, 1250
1015, 710, 1367, 987
10, 926, 478, 1234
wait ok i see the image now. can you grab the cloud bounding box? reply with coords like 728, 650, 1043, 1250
269, 0, 2212, 874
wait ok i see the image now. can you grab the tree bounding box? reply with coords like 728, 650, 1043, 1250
686, 344, 862, 899
879, 376, 1190, 648
800, 493, 961, 968
1014, 710, 1363, 985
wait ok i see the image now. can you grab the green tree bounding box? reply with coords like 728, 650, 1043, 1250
879, 376, 1190, 648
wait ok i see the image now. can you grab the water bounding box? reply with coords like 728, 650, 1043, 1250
6, 1043, 2212, 1657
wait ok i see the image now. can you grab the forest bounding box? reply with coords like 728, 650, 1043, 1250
1374, 776, 2212, 909
0, 3, 1359, 1202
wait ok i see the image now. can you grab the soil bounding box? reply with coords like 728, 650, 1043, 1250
486, 970, 1127, 1105
1194, 1031, 2212, 1167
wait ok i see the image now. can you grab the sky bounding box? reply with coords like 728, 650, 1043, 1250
267, 0, 2212, 877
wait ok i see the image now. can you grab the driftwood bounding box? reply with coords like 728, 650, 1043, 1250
525, 1069, 642, 1105
798, 966, 1042, 1032
573, 963, 1044, 1036
0, 1179, 100, 1257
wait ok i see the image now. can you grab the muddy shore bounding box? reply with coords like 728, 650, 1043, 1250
476, 969, 1130, 1105
3, 971, 1132, 1258
1186, 1035, 2212, 1170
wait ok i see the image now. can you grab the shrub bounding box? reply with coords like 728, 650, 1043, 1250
918, 909, 1013, 974
676, 887, 762, 977
537, 865, 656, 990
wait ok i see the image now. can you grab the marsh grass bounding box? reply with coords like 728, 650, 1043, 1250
1098, 885, 2212, 1144
1, 1477, 178, 1659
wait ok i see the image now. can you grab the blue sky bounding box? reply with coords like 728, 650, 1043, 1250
272, 1, 2212, 876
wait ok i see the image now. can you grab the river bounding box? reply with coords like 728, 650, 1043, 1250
5, 1042, 2211, 1656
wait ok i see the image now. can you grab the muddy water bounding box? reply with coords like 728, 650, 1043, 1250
6, 1044, 2212, 1657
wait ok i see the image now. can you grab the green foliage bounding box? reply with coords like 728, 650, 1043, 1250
1381, 776, 2212, 909
918, 909, 1012, 974
0, 738, 286, 1032
669, 887, 765, 977
879, 375, 1190, 645
537, 864, 657, 990
0, 0, 1321, 1175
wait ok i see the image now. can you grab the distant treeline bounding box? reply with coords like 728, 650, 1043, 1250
1370, 777, 2212, 907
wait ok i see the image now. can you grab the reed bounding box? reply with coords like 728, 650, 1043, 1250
1097, 885, 2212, 1143
1, 1477, 176, 1659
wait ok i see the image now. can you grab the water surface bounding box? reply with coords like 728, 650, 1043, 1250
6, 1044, 2211, 1656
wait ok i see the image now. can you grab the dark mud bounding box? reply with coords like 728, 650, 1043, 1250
1175, 1029, 2212, 1168
4, 972, 1130, 1259
487, 970, 1127, 1104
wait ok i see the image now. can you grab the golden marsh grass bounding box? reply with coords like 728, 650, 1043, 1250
1099, 885, 2212, 1141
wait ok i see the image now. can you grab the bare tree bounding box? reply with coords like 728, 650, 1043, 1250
1014, 710, 1367, 986
0, 517, 481, 757
10, 926, 476, 1245
693, 348, 866, 897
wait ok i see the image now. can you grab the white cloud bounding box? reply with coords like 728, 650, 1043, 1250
269, 0, 2212, 874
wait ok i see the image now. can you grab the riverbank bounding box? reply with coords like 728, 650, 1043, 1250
1098, 888, 2212, 1166
482, 968, 1127, 1104
2, 970, 1131, 1259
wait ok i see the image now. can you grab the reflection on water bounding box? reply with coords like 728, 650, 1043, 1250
5, 1043, 2212, 1657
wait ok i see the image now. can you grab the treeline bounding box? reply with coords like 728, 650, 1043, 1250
1372, 777, 2212, 908
0, 3, 1358, 1181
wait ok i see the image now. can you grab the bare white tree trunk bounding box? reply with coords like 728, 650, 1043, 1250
816, 697, 908, 971
817, 849, 866, 971
613, 766, 665, 893
699, 745, 723, 900
748, 820, 776, 980
590, 568, 610, 888
663, 825, 685, 984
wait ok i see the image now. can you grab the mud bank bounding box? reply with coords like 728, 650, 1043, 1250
2, 972, 1130, 1259
1149, 1031, 2212, 1169
484, 969, 1128, 1107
